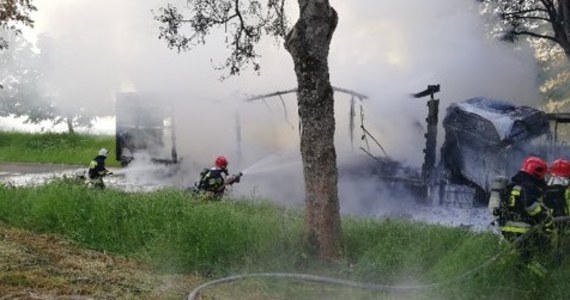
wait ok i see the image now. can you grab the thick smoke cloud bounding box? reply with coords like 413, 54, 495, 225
20, 0, 540, 211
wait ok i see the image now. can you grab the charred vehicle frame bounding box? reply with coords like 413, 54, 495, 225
115, 92, 178, 167
245, 84, 568, 207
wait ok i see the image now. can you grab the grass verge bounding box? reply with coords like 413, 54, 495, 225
1, 181, 569, 299
0, 131, 118, 167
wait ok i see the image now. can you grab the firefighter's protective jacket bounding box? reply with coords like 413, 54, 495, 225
88, 155, 108, 180
197, 167, 227, 197
545, 176, 570, 217
500, 171, 552, 235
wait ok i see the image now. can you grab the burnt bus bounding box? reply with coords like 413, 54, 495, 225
115, 92, 178, 167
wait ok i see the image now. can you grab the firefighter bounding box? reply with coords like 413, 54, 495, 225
544, 158, 570, 258
498, 156, 553, 277
545, 158, 570, 218
195, 156, 242, 200
88, 148, 111, 189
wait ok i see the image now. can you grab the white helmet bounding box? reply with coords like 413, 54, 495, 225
98, 148, 109, 157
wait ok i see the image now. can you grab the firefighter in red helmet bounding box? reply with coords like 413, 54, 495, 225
545, 158, 570, 218
496, 156, 553, 277
195, 156, 242, 199
543, 158, 570, 266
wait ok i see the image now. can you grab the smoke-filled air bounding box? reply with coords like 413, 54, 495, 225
9, 0, 540, 216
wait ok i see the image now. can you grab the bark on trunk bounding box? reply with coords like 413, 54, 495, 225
284, 0, 341, 260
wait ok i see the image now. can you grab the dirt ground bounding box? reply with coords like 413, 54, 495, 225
0, 225, 203, 299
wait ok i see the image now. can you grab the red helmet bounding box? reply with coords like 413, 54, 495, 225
551, 158, 570, 177
215, 156, 228, 169
520, 156, 548, 180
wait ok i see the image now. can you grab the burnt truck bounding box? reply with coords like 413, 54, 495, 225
435, 97, 552, 206
115, 92, 178, 167
246, 85, 565, 207
394, 86, 570, 207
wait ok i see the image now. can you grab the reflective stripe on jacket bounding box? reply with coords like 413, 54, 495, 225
500, 171, 550, 232
501, 221, 531, 234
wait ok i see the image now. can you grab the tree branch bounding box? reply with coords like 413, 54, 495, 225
244, 86, 369, 102
501, 8, 549, 17
0, 0, 37, 50
154, 0, 289, 79
511, 29, 557, 42
506, 15, 553, 22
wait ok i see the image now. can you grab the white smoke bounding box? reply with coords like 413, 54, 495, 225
15, 0, 541, 211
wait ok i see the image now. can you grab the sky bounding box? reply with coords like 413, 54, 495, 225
5, 0, 543, 210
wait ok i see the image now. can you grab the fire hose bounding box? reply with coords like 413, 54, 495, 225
187, 216, 570, 299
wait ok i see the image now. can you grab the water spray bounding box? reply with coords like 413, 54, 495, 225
240, 152, 301, 176
108, 169, 127, 176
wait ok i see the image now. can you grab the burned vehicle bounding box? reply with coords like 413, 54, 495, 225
244, 85, 563, 208
244, 86, 431, 204
436, 97, 551, 206
115, 92, 178, 167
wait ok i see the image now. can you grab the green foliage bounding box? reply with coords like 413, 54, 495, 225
0, 131, 118, 166
1, 181, 570, 299
343, 218, 469, 282
144, 199, 305, 274
0, 182, 304, 276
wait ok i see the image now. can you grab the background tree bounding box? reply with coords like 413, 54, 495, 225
155, 0, 342, 259
34, 34, 100, 134
480, 1, 570, 106
480, 0, 570, 147
0, 0, 36, 50
481, 0, 570, 60
1, 1, 96, 133
0, 32, 56, 124
0, 32, 97, 133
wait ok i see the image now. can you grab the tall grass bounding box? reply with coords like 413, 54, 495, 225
0, 131, 118, 166
1, 181, 569, 299
0, 180, 304, 275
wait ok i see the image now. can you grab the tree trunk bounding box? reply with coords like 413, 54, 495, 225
66, 114, 75, 134
284, 0, 341, 260
557, 0, 570, 61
